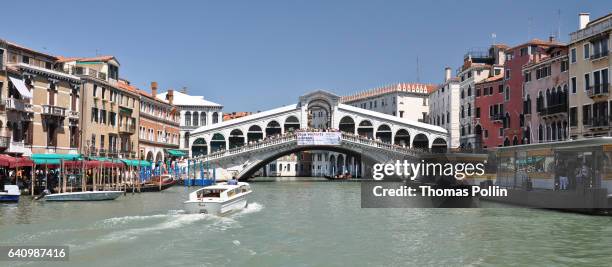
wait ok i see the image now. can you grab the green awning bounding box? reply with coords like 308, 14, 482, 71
32, 153, 83, 165
120, 159, 152, 167
90, 157, 119, 162
166, 149, 187, 157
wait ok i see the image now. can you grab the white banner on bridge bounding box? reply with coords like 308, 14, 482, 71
297, 132, 341, 145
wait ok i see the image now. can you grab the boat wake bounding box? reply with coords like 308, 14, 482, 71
86, 204, 263, 246
236, 202, 264, 215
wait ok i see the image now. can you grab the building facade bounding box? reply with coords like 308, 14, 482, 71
522, 45, 569, 144
1, 40, 81, 156
156, 90, 223, 156
474, 75, 505, 149
58, 56, 141, 159
429, 67, 461, 148
341, 83, 436, 123
568, 13, 611, 139
138, 82, 181, 163
457, 45, 507, 149
502, 39, 562, 146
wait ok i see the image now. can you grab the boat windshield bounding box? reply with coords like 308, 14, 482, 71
239, 185, 251, 193
197, 189, 223, 198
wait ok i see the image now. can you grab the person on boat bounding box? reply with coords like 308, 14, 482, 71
228, 177, 238, 185
35, 188, 51, 200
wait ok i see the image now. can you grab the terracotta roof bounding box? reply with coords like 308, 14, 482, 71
492, 43, 510, 49
508, 38, 565, 51
341, 83, 438, 102
478, 74, 504, 84
56, 55, 117, 64
3, 40, 57, 60
116, 79, 140, 93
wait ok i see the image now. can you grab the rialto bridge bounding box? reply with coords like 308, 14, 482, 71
187, 90, 448, 180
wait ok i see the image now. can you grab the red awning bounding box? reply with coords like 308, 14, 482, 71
0, 155, 12, 167
61, 160, 123, 169
0, 155, 34, 168
13, 156, 34, 168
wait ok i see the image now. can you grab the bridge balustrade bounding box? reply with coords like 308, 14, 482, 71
194, 130, 429, 162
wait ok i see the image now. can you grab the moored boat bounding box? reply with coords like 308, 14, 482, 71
140, 175, 178, 192
44, 191, 123, 201
0, 185, 20, 203
184, 182, 252, 215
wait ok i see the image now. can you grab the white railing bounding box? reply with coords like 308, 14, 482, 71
5, 98, 33, 112
42, 105, 66, 116
197, 134, 298, 162
195, 130, 427, 162
570, 17, 612, 42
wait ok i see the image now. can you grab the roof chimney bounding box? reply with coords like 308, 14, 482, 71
151, 81, 158, 98
548, 35, 555, 42
579, 13, 590, 30
167, 89, 174, 105
444, 67, 452, 82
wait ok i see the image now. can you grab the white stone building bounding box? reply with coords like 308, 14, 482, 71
341, 83, 436, 123
156, 89, 223, 156
429, 67, 462, 149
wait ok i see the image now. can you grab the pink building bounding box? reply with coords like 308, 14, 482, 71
522, 45, 569, 143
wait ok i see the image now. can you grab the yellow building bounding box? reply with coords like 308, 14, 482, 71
57, 56, 140, 159
0, 40, 81, 156
568, 13, 611, 139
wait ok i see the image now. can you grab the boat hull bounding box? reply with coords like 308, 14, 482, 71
1, 185, 20, 203
0, 194, 19, 203
184, 193, 249, 215
44, 191, 123, 201
139, 180, 177, 192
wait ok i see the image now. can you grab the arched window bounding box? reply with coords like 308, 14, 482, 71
192, 112, 199, 126
212, 112, 219, 124
184, 112, 191, 126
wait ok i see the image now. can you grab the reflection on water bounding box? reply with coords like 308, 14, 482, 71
1, 178, 612, 266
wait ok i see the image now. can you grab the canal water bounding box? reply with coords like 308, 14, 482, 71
2, 178, 612, 266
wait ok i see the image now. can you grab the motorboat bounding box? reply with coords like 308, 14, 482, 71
184, 182, 252, 215
140, 175, 178, 192
44, 190, 123, 201
0, 185, 20, 202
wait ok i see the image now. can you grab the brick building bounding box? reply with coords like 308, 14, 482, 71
137, 82, 181, 162
474, 75, 505, 149
501, 39, 562, 146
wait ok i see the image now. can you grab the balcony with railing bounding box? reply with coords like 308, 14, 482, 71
586, 115, 609, 129
5, 98, 33, 112
67, 110, 79, 119
570, 16, 611, 42
42, 105, 66, 117
119, 124, 136, 134
586, 83, 610, 99
590, 49, 609, 60
71, 66, 108, 81
541, 104, 568, 118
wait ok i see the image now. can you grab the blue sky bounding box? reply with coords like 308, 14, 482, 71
1, 0, 610, 111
